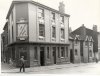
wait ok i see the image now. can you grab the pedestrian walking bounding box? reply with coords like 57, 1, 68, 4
19, 56, 25, 72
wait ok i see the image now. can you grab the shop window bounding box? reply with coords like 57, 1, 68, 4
47, 47, 50, 59
75, 49, 78, 55
52, 26, 56, 38
39, 24, 45, 37
61, 28, 65, 39
20, 52, 27, 60
58, 47, 60, 58
61, 47, 65, 57
34, 47, 38, 60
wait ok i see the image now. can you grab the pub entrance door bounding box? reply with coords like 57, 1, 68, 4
52, 47, 56, 64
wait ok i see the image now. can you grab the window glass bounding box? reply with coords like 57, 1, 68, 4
61, 47, 65, 57
60, 16, 64, 23
75, 49, 78, 55
38, 8, 44, 18
47, 47, 50, 59
66, 47, 68, 57
52, 26, 56, 38
34, 47, 38, 60
89, 50, 92, 57
61, 28, 65, 39
58, 47, 60, 58
85, 41, 88, 46
39, 24, 45, 37
51, 12, 55, 20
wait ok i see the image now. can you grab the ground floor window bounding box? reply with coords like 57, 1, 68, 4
61, 47, 65, 57
89, 50, 92, 57
20, 52, 27, 60
58, 47, 60, 58
47, 47, 50, 59
66, 47, 68, 57
34, 47, 38, 60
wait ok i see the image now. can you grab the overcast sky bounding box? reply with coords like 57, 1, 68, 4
0, 0, 100, 34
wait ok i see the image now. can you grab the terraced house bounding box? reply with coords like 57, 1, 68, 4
1, 0, 70, 67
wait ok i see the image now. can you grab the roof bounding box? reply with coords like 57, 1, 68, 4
70, 25, 94, 41
3, 21, 8, 30
6, 0, 70, 19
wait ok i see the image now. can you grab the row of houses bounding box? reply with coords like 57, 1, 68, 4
1, 0, 100, 67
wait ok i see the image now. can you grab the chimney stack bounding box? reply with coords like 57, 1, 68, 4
93, 25, 97, 32
59, 1, 65, 13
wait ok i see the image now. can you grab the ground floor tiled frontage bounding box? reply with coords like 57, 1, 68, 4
5, 43, 70, 67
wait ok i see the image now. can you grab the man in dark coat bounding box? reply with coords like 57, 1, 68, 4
19, 56, 25, 72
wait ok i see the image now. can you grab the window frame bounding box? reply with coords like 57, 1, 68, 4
61, 28, 65, 39
39, 24, 45, 37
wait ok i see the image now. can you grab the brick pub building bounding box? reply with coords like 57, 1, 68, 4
1, 0, 70, 67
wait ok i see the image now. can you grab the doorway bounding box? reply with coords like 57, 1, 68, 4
40, 47, 45, 66
52, 47, 56, 64
70, 49, 74, 63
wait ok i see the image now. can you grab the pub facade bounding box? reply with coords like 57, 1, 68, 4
2, 0, 70, 67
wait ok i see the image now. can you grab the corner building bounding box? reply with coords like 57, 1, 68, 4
6, 0, 70, 67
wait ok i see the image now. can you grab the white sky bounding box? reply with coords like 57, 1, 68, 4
0, 0, 100, 34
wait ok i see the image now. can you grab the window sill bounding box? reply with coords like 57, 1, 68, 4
52, 38, 56, 41
61, 57, 64, 58
39, 36, 45, 40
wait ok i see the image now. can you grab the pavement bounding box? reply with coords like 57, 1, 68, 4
1, 62, 99, 73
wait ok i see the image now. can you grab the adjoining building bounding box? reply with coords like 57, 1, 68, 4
1, 0, 70, 67
69, 34, 81, 63
69, 24, 95, 63
98, 32, 100, 61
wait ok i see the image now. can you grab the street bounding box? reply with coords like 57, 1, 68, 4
1, 62, 100, 75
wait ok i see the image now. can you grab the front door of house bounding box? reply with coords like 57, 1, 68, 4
70, 49, 74, 63
40, 47, 45, 66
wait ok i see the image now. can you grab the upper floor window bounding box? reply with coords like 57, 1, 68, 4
39, 24, 45, 37
12, 26, 13, 41
38, 8, 44, 18
75, 40, 78, 45
61, 28, 65, 39
52, 26, 56, 38
51, 12, 55, 21
60, 16, 64, 23
89, 42, 92, 46
75, 49, 78, 55
85, 41, 88, 46
11, 11, 13, 22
